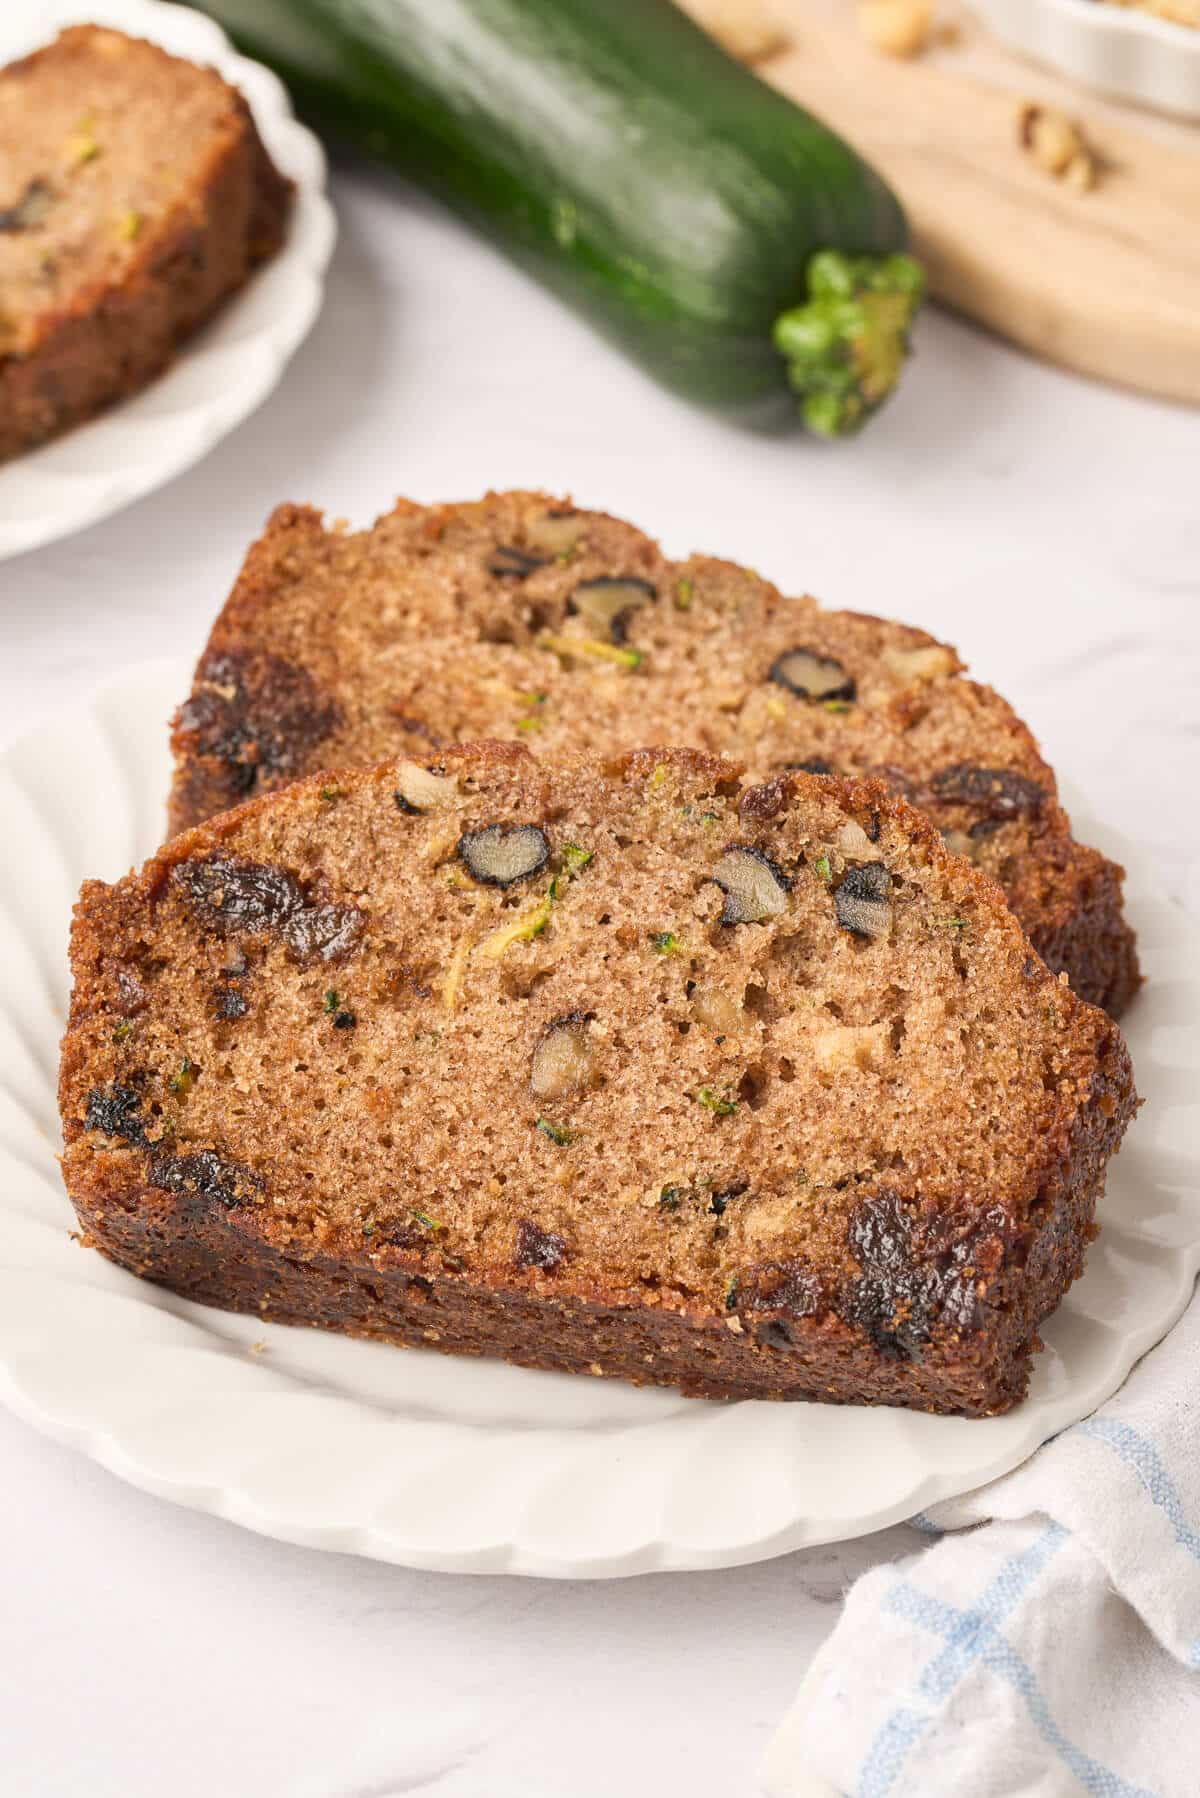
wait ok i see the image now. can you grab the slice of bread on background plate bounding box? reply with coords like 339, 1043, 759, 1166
0, 24, 290, 461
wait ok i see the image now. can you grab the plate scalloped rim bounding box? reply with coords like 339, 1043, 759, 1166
0, 0, 336, 560
0, 658, 1196, 1578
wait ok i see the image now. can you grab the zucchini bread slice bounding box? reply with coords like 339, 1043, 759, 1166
0, 25, 291, 462
62, 745, 1136, 1416
168, 492, 1140, 1017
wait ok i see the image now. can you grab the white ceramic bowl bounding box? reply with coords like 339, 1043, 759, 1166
0, 0, 336, 560
969, 0, 1200, 118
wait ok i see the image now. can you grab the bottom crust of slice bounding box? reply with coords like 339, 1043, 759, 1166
68, 1045, 1124, 1419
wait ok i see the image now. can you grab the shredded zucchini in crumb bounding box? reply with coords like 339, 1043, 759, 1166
538, 632, 642, 671
535, 1117, 576, 1146
561, 842, 594, 875
479, 893, 553, 960
441, 928, 476, 1011
169, 1057, 196, 1097
456, 833, 597, 976
693, 1084, 738, 1116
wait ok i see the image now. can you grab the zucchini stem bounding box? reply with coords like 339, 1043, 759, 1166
773, 250, 926, 438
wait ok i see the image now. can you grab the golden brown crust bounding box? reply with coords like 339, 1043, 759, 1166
1011, 840, 1140, 1018
62, 747, 1138, 1416
0, 27, 291, 462
63, 1109, 1112, 1418
167, 492, 1139, 1017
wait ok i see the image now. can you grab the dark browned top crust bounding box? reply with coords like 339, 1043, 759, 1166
168, 492, 1140, 1017
0, 26, 291, 462
62, 746, 1137, 1416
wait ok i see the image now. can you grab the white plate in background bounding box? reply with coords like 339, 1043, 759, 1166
0, 659, 1196, 1577
0, 0, 335, 560
968, 0, 1200, 119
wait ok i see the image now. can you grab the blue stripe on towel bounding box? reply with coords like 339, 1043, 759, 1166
857, 1523, 1156, 1798
908, 1513, 944, 1537
858, 1526, 1063, 1796
1078, 1418, 1200, 1564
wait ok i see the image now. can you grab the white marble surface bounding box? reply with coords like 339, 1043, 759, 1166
0, 165, 1196, 1798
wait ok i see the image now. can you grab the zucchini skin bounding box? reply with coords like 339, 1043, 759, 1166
201, 0, 909, 413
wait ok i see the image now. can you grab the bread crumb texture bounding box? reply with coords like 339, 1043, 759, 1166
169, 491, 1140, 1016
62, 747, 1137, 1415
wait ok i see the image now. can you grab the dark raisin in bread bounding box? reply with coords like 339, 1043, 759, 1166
0, 25, 291, 462
62, 745, 1136, 1416
168, 492, 1140, 1017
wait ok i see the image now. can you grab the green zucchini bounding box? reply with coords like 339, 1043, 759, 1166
202, 0, 925, 433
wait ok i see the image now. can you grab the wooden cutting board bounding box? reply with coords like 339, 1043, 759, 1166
691, 0, 1200, 403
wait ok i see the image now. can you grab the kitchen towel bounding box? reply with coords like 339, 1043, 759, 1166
761, 1289, 1200, 1798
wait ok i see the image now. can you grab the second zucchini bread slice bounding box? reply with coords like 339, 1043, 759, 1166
168, 492, 1139, 1016
62, 746, 1136, 1416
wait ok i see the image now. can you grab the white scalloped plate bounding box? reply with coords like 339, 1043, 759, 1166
1, 661, 1197, 1577
0, 1, 335, 560
968, 0, 1200, 120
